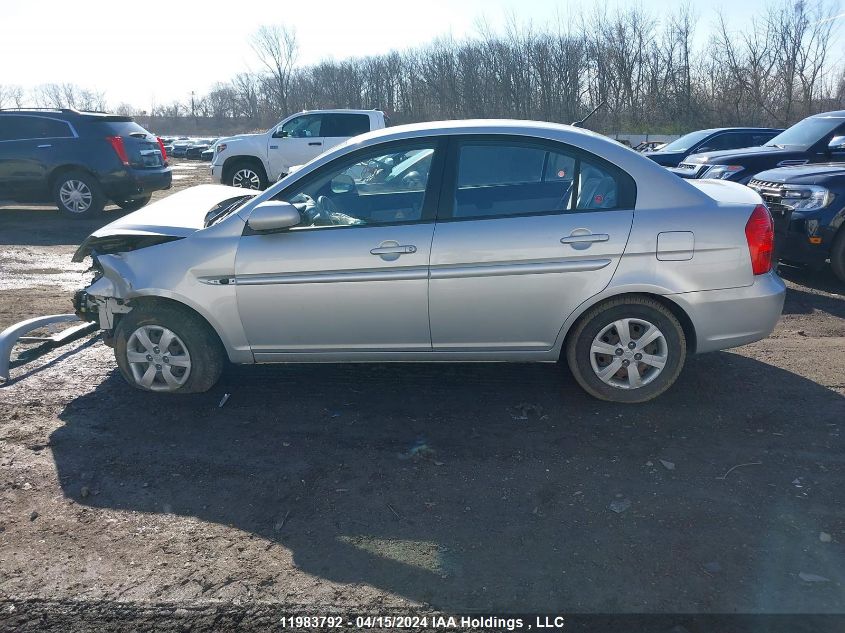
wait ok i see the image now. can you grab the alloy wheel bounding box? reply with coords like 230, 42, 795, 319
126, 325, 192, 392
58, 179, 93, 213
589, 318, 668, 390
232, 168, 261, 189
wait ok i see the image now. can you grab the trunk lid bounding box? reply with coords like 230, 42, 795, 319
685, 179, 762, 206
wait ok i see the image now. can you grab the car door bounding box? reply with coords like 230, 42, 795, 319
267, 113, 326, 178
235, 137, 445, 356
428, 136, 635, 351
321, 113, 371, 150
0, 115, 71, 201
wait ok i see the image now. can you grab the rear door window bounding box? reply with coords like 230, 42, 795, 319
322, 113, 371, 137
448, 139, 631, 219
2, 116, 73, 141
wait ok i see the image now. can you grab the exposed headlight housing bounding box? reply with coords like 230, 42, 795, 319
781, 185, 833, 211
702, 165, 744, 180
216, 143, 227, 154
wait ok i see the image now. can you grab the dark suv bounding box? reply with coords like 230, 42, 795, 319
749, 164, 845, 282
0, 108, 171, 216
643, 127, 782, 167
670, 110, 845, 182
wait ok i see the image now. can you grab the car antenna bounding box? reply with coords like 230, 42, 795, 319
571, 101, 606, 128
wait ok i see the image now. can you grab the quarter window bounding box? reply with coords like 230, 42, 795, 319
452, 140, 627, 219
281, 141, 438, 229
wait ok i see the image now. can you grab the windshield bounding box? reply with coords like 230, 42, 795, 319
659, 130, 713, 153
766, 116, 845, 149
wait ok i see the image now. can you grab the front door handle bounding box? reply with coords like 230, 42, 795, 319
370, 245, 417, 255
308, 142, 323, 146
560, 233, 609, 245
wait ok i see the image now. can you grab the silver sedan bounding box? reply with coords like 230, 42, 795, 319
73, 120, 785, 402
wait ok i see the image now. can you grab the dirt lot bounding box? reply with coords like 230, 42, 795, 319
1, 160, 844, 631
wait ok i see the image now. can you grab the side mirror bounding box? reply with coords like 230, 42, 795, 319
331, 173, 356, 194
828, 136, 845, 152
247, 201, 301, 232
272, 128, 288, 139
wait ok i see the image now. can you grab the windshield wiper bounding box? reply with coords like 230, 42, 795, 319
765, 143, 786, 149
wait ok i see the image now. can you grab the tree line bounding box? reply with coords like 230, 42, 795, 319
2, 1, 843, 135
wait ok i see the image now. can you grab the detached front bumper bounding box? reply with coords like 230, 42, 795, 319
669, 272, 786, 354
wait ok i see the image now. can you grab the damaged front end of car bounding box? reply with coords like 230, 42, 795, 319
72, 233, 186, 343
2, 184, 256, 383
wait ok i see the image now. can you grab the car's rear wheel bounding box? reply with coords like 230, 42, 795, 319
565, 297, 686, 403
831, 229, 845, 283
226, 160, 267, 190
114, 303, 225, 394
53, 170, 105, 217
115, 194, 152, 212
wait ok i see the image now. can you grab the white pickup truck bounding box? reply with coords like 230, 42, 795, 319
210, 109, 387, 189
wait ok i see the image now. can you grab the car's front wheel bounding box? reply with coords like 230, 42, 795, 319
226, 160, 267, 190
53, 170, 106, 217
114, 302, 225, 394
565, 297, 686, 403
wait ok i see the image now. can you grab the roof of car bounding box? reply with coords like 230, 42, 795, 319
691, 127, 783, 133
0, 108, 134, 122
287, 119, 715, 211
810, 110, 845, 119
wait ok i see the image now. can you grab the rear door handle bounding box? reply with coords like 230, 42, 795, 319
370, 245, 417, 255
37, 144, 52, 149
308, 142, 323, 146
560, 233, 609, 245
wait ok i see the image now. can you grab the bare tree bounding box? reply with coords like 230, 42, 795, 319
251, 25, 299, 115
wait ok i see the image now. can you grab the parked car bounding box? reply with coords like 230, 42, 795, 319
634, 140, 667, 152
186, 138, 217, 160
644, 128, 782, 167
211, 109, 387, 189
670, 111, 845, 182
200, 143, 217, 161
72, 120, 784, 402
748, 163, 845, 281
0, 108, 171, 216
169, 139, 196, 158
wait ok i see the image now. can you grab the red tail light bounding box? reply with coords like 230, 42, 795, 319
745, 204, 774, 275
156, 136, 168, 162
106, 135, 130, 166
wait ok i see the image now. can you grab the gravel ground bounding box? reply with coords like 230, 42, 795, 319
0, 160, 844, 631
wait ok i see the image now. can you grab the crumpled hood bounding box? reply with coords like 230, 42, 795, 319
72, 184, 257, 262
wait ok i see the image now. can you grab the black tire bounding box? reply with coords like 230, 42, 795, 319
52, 170, 106, 217
565, 296, 687, 403
115, 194, 152, 212
225, 159, 267, 190
114, 302, 225, 394
831, 229, 845, 283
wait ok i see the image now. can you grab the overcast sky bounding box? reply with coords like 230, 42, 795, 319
2, 0, 843, 109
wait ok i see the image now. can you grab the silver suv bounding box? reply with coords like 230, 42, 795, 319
73, 120, 785, 403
